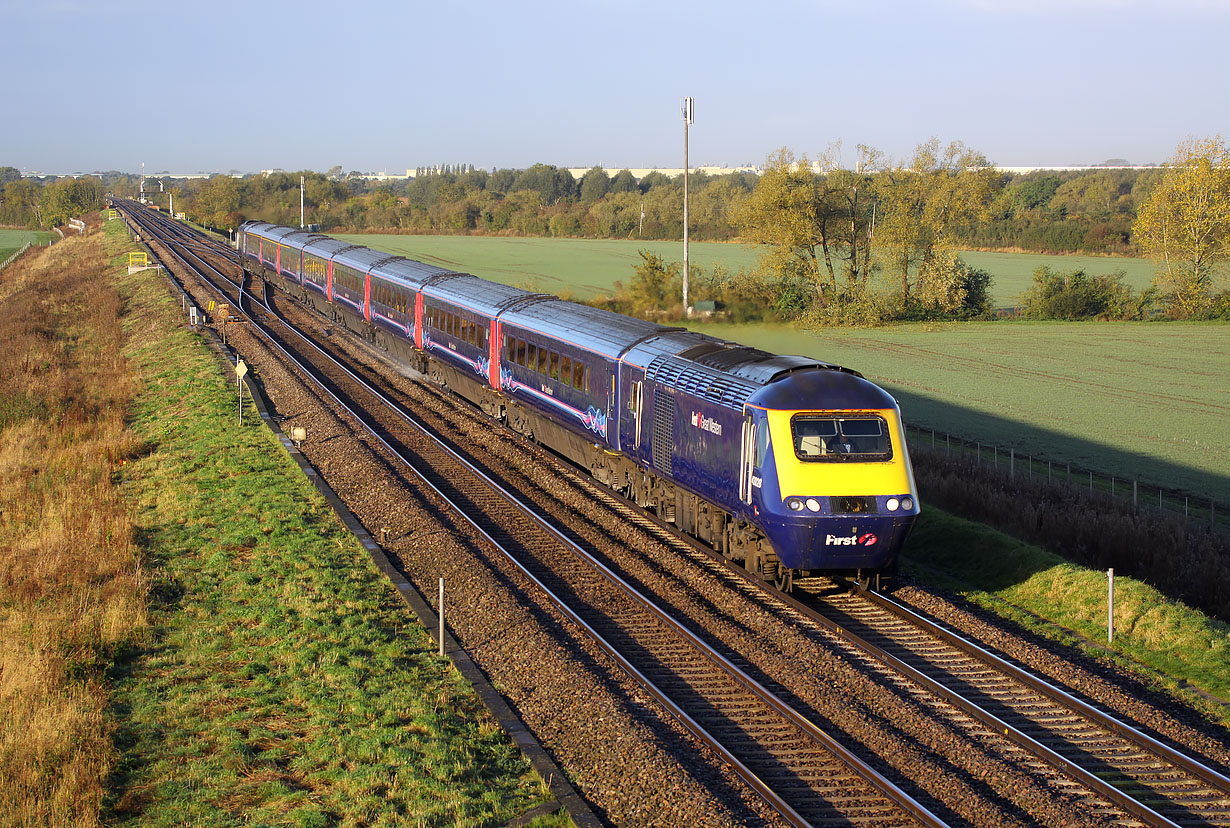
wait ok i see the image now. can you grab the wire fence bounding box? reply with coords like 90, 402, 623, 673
904, 423, 1228, 534
0, 243, 32, 272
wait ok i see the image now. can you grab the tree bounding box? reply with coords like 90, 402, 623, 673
579, 166, 610, 203
628, 250, 680, 313
1133, 136, 1230, 317
511, 164, 575, 204
40, 176, 103, 227
873, 138, 998, 310
194, 175, 241, 228
609, 169, 638, 193
0, 166, 20, 186
734, 146, 878, 309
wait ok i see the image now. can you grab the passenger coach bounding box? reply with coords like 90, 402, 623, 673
238, 220, 919, 590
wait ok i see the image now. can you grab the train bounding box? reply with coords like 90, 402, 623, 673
237, 220, 919, 591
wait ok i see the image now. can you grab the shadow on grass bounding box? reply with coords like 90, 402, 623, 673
891, 388, 1230, 509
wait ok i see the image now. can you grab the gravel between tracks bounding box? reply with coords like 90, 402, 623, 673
150, 233, 1230, 827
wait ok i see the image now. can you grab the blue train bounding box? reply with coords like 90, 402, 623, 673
239, 221, 919, 590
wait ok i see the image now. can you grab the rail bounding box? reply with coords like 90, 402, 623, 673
118, 200, 951, 828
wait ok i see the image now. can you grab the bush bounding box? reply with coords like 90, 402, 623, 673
1018, 221, 1088, 253
1019, 266, 1147, 320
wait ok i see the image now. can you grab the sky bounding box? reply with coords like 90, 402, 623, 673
3, 0, 1227, 175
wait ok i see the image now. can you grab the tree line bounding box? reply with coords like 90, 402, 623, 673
0, 167, 107, 228
5, 134, 1228, 322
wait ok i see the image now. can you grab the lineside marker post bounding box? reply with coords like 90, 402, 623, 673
1107, 568, 1115, 645
235, 359, 248, 426
438, 578, 445, 657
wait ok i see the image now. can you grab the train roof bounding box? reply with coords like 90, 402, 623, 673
502, 299, 666, 360
333, 246, 404, 273
276, 230, 326, 250
624, 330, 863, 411
423, 274, 543, 318
245, 222, 300, 243
375, 257, 464, 290
748, 367, 898, 412
301, 237, 355, 257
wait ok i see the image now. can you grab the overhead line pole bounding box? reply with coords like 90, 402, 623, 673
681, 96, 694, 318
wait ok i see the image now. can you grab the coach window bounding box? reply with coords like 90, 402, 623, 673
536, 346, 549, 376
516, 339, 528, 367
560, 356, 572, 387
573, 361, 586, 391
549, 351, 560, 381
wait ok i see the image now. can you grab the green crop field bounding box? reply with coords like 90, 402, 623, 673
682, 320, 1230, 503
0, 228, 56, 264
338, 232, 1157, 306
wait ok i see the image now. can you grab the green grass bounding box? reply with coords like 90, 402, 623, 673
336, 232, 1156, 306
956, 250, 1155, 305
902, 508, 1230, 722
0, 228, 56, 266
0, 228, 57, 247
680, 319, 1230, 504
104, 220, 557, 827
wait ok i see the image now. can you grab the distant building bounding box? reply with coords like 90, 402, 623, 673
565, 165, 760, 179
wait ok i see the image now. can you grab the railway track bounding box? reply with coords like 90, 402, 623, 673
115, 201, 1230, 828
118, 202, 947, 827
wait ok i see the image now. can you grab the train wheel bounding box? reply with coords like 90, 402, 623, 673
774, 567, 795, 593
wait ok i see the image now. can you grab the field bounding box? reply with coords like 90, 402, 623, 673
0, 228, 56, 264
337, 232, 1157, 306
682, 320, 1230, 504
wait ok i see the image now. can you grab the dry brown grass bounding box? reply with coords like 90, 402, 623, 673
0, 228, 148, 828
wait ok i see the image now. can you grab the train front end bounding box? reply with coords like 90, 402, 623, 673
746, 369, 919, 576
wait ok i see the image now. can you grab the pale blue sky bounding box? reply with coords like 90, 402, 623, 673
3, 0, 1226, 174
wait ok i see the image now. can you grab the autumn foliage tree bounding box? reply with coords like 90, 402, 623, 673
872, 138, 999, 312
1133, 136, 1230, 317
733, 146, 878, 309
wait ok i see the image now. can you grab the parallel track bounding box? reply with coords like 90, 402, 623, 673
116, 202, 1230, 827
117, 201, 949, 828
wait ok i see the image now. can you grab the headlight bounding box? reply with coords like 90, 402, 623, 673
805, 498, 821, 512
886, 498, 900, 512
786, 498, 804, 511
901, 497, 914, 511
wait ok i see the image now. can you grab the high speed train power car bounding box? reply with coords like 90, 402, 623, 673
239, 220, 919, 590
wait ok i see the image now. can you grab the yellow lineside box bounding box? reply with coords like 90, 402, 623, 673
107, 209, 118, 220
128, 252, 148, 268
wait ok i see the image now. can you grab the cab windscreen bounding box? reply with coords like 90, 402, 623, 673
790, 415, 892, 462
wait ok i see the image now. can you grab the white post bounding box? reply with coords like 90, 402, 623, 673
1107, 568, 1114, 645
438, 577, 445, 657
300, 175, 305, 228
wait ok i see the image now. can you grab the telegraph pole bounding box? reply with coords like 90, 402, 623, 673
681, 96, 694, 317
300, 175, 305, 228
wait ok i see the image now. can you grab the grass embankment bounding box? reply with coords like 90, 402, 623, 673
104, 224, 557, 825
0, 229, 147, 825
902, 510, 1230, 723
2, 219, 562, 827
